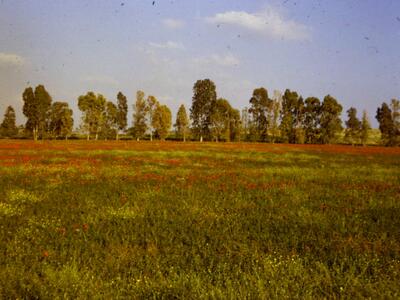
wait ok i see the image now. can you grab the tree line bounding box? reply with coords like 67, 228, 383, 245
0, 79, 399, 146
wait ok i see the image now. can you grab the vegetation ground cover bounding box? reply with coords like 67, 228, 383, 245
0, 141, 399, 298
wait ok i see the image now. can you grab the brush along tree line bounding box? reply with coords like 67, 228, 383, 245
0, 79, 399, 145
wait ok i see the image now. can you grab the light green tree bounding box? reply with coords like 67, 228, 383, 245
152, 104, 172, 140
78, 92, 106, 140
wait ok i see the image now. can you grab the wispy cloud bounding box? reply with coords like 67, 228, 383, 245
206, 7, 311, 41
0, 53, 25, 66
193, 53, 240, 67
148, 41, 185, 50
162, 18, 185, 29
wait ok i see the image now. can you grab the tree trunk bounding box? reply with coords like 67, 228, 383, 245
183, 132, 186, 142
116, 132, 119, 141
200, 135, 203, 142
150, 132, 153, 141
95, 133, 98, 141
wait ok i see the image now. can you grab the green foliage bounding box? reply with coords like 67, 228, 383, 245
175, 104, 189, 141
303, 97, 321, 144
0, 106, 18, 138
116, 92, 128, 138
360, 110, 371, 146
146, 95, 159, 141
190, 79, 217, 141
49, 102, 73, 139
23, 85, 52, 140
249, 87, 272, 142
319, 95, 343, 144
210, 98, 237, 142
345, 107, 361, 145
78, 92, 107, 140
132, 90, 148, 140
376, 102, 395, 146
280, 89, 301, 143
103, 102, 118, 140
152, 104, 172, 140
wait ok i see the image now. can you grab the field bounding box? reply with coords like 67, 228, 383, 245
0, 141, 399, 298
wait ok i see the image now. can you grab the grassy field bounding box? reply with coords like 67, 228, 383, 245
0, 141, 399, 298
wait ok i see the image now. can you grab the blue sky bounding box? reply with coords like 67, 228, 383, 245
0, 0, 399, 127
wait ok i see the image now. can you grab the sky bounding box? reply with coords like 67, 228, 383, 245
0, 0, 399, 128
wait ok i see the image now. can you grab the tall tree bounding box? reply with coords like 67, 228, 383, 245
229, 108, 242, 142
240, 107, 251, 141
116, 92, 128, 140
294, 97, 305, 144
35, 85, 53, 139
78, 92, 106, 140
269, 90, 282, 143
280, 89, 300, 143
210, 98, 234, 142
319, 95, 343, 144
146, 95, 159, 141
376, 102, 395, 146
175, 104, 189, 141
0, 106, 18, 138
360, 110, 371, 146
22, 85, 52, 140
152, 104, 172, 140
345, 107, 361, 145
132, 90, 148, 141
391, 99, 400, 145
103, 101, 118, 140
303, 97, 321, 144
190, 79, 217, 142
248, 87, 272, 142
49, 102, 73, 139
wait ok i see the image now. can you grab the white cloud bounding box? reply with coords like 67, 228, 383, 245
148, 41, 185, 50
81, 75, 119, 87
162, 18, 185, 29
193, 53, 240, 67
0, 53, 25, 66
206, 8, 311, 41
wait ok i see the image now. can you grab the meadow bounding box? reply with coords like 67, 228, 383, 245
0, 140, 399, 299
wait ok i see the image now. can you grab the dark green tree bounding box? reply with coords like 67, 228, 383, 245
248, 87, 272, 142
391, 99, 400, 145
0, 106, 18, 138
345, 107, 361, 145
132, 90, 148, 141
376, 102, 395, 146
319, 95, 343, 144
190, 79, 217, 142
49, 102, 73, 139
280, 89, 300, 143
303, 97, 321, 144
116, 92, 128, 140
22, 85, 52, 140
175, 104, 189, 141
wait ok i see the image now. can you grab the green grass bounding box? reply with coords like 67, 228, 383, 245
0, 141, 399, 298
